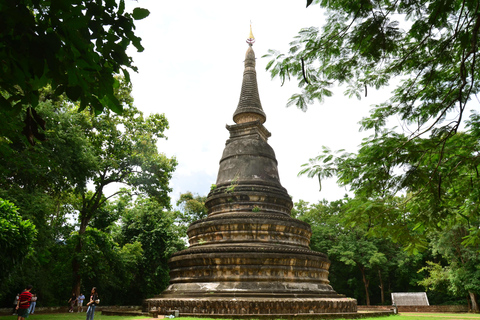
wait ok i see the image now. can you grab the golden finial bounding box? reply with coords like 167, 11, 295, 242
246, 22, 255, 46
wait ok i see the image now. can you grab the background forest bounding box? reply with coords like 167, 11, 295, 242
2, 0, 480, 312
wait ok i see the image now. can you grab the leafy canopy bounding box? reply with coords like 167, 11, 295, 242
0, 0, 149, 129
265, 0, 480, 251
0, 198, 37, 297
265, 0, 480, 139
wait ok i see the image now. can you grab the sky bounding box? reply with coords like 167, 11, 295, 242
122, 1, 391, 205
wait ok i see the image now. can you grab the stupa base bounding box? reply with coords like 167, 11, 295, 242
144, 296, 357, 316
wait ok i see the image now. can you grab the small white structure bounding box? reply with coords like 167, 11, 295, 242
391, 292, 429, 306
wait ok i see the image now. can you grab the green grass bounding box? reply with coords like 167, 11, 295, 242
393, 313, 480, 320
2, 313, 480, 320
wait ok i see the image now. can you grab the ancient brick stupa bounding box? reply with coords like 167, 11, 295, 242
145, 28, 357, 316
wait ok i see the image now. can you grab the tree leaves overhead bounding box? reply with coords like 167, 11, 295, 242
0, 0, 149, 133
273, 0, 480, 254
266, 0, 479, 141
300, 124, 480, 246
132, 7, 151, 21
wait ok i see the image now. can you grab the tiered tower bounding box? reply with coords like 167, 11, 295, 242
145, 28, 357, 316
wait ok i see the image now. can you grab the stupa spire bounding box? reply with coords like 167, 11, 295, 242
233, 25, 266, 124
246, 23, 255, 46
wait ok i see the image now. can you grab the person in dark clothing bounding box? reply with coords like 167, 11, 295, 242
68, 292, 76, 312
85, 287, 99, 320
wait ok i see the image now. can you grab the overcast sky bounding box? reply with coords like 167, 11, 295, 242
122, 1, 392, 205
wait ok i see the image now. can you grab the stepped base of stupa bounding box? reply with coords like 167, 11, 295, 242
144, 297, 356, 316
143, 243, 356, 316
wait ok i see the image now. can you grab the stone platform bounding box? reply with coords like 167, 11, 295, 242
145, 297, 357, 316
181, 311, 393, 320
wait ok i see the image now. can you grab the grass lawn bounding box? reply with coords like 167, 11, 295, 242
395, 313, 480, 320
1, 313, 480, 320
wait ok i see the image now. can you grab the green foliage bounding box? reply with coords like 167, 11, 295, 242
0, 0, 150, 127
299, 128, 480, 251
293, 198, 446, 305
0, 80, 178, 306
299, 129, 480, 306
418, 261, 450, 293
270, 3, 480, 274
0, 198, 37, 299
69, 226, 143, 305
174, 192, 208, 236
422, 225, 480, 301
118, 196, 186, 302
225, 175, 239, 193
266, 0, 479, 133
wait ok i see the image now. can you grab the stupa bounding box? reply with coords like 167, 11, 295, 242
144, 27, 357, 316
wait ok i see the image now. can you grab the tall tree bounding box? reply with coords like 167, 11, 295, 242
293, 198, 413, 305
419, 224, 480, 311
266, 2, 480, 302
298, 131, 480, 307
117, 196, 186, 302
0, 80, 177, 297
0, 198, 36, 301
66, 89, 177, 295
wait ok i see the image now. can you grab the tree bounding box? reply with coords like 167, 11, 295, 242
420, 224, 480, 311
64, 89, 177, 295
0, 0, 150, 143
299, 130, 480, 243
267, 0, 480, 254
293, 198, 416, 305
0, 80, 177, 299
174, 192, 208, 236
0, 198, 36, 300
266, 0, 479, 140
117, 196, 186, 302
298, 130, 480, 307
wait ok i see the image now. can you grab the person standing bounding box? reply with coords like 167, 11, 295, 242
85, 287, 98, 320
12, 294, 19, 315
77, 293, 85, 312
68, 292, 76, 312
28, 294, 37, 314
16, 285, 33, 320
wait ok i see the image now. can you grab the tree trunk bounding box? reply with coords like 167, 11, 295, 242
72, 215, 89, 296
359, 265, 370, 306
378, 269, 385, 304
72, 249, 82, 296
71, 186, 105, 296
469, 291, 479, 313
